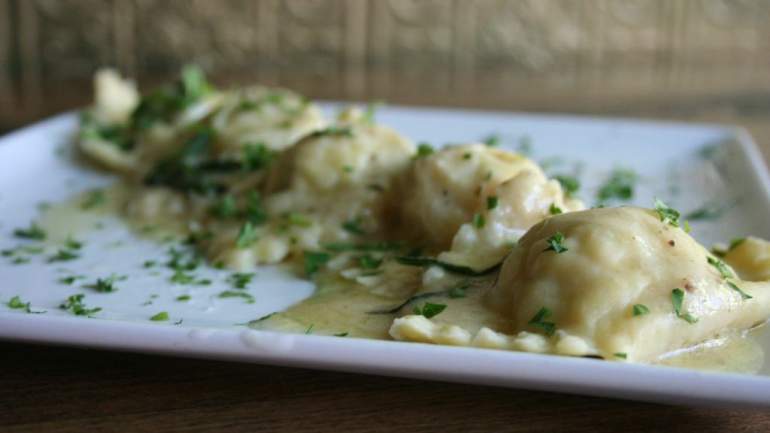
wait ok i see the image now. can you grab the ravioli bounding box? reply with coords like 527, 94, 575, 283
398, 143, 582, 269
392, 207, 770, 362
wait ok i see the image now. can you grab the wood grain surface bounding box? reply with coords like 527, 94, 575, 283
2, 96, 770, 433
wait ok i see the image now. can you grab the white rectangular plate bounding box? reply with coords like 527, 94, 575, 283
2, 105, 770, 407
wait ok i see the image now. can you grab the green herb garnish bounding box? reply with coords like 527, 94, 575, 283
358, 254, 382, 269
305, 324, 315, 334
13, 222, 46, 240
486, 196, 499, 210
58, 275, 85, 285
304, 251, 331, 277
236, 222, 258, 248
727, 281, 753, 300
413, 302, 446, 319
48, 249, 80, 262
632, 304, 650, 317
309, 127, 353, 138
654, 198, 680, 227
227, 272, 255, 289
342, 217, 366, 235
218, 290, 255, 303
242, 142, 274, 171
614, 352, 628, 359
176, 295, 192, 302
395, 256, 499, 276
245, 191, 268, 225
83, 274, 126, 293
553, 175, 580, 197
729, 238, 746, 251
707, 256, 734, 279
212, 195, 237, 219
597, 169, 636, 202
671, 288, 698, 324
528, 307, 556, 336
334, 332, 349, 337
415, 142, 434, 159
543, 232, 568, 253
549, 203, 563, 215
7, 296, 31, 313
80, 189, 106, 210
60, 294, 101, 316
150, 312, 169, 321
482, 134, 500, 147
473, 214, 486, 229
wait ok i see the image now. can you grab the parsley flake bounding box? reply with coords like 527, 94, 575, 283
632, 304, 650, 316
83, 274, 126, 293
597, 169, 636, 203
236, 222, 258, 248
614, 352, 628, 359
528, 307, 556, 336
413, 302, 446, 319
7, 296, 31, 313
13, 222, 46, 240
707, 256, 734, 279
150, 312, 169, 321
80, 189, 106, 210
415, 143, 434, 159
473, 214, 486, 229
218, 290, 255, 303
671, 288, 698, 324
727, 281, 753, 300
544, 232, 568, 253
549, 203, 563, 215
60, 294, 101, 316
48, 249, 80, 262
487, 196, 499, 210
176, 294, 192, 302
227, 272, 255, 289
304, 251, 331, 277
654, 198, 680, 227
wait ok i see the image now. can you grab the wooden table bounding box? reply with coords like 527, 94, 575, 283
2, 104, 770, 433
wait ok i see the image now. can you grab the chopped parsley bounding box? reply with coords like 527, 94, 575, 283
245, 191, 268, 225
218, 290, 255, 303
632, 304, 650, 317
549, 203, 563, 215
727, 281, 753, 300
729, 238, 746, 251
473, 213, 486, 229
707, 256, 734, 279
686, 201, 732, 221
415, 143, 434, 158
227, 272, 255, 289
80, 189, 106, 210
47, 249, 80, 262
395, 256, 499, 276
7, 296, 31, 313
212, 195, 237, 219
236, 222, 258, 248
305, 324, 315, 334
83, 274, 126, 293
60, 294, 101, 316
654, 198, 680, 227
614, 352, 628, 360
342, 217, 366, 235
242, 142, 274, 171
170, 270, 211, 286
57, 275, 85, 285
413, 302, 446, 319
671, 288, 698, 324
13, 222, 46, 240
358, 254, 382, 269
553, 175, 580, 197
304, 251, 331, 277
65, 237, 83, 250
486, 196, 499, 210
150, 312, 169, 322
286, 212, 312, 228
482, 134, 500, 147
363, 101, 382, 124
597, 169, 636, 203
528, 307, 556, 336
176, 294, 192, 302
543, 232, 568, 253
334, 332, 349, 337
142, 260, 157, 268
309, 127, 353, 138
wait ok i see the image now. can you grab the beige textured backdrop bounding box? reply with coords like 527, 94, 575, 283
2, 0, 770, 130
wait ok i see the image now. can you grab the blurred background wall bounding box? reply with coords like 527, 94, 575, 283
2, 0, 770, 132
